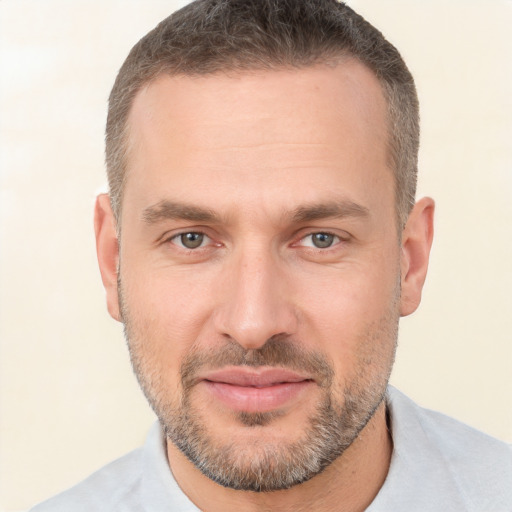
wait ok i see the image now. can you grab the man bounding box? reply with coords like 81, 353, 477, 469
31, 0, 512, 510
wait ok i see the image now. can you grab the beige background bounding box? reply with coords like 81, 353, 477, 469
1, 1, 511, 510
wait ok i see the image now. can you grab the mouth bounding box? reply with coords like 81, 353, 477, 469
199, 367, 315, 413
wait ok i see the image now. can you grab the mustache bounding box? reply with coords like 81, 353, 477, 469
180, 335, 334, 390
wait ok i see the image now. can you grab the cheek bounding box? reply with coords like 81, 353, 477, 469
295, 262, 400, 378
120, 266, 216, 379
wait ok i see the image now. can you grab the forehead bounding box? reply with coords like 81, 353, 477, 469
128, 61, 388, 149
123, 61, 392, 222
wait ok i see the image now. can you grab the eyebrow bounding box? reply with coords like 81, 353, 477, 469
142, 200, 219, 224
142, 198, 370, 225
291, 200, 370, 223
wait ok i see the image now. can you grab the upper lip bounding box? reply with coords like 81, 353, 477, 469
200, 367, 312, 388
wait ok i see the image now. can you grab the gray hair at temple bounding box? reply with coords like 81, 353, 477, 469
106, 0, 419, 229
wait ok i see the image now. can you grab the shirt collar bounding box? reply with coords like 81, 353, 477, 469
139, 386, 484, 511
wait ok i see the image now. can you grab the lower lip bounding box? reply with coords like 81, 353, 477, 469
202, 380, 313, 413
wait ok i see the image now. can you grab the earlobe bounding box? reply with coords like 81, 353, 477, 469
94, 194, 122, 322
400, 197, 435, 317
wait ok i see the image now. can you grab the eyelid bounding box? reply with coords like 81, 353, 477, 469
159, 228, 213, 247
297, 232, 340, 248
171, 231, 212, 249
159, 227, 349, 251
291, 226, 354, 256
158, 225, 208, 242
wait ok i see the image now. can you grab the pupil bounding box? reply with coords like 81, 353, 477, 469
313, 233, 334, 248
181, 232, 203, 249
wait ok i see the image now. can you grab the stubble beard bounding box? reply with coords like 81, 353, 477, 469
119, 281, 399, 492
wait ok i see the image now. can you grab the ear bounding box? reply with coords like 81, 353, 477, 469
94, 194, 122, 322
400, 197, 435, 317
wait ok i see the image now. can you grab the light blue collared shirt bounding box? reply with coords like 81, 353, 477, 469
31, 387, 512, 511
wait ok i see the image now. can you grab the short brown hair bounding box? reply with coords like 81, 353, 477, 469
106, 0, 419, 228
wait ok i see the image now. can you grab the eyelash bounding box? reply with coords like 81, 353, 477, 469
165, 230, 346, 252
296, 232, 342, 250
168, 232, 213, 250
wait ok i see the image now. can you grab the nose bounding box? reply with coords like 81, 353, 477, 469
213, 245, 298, 350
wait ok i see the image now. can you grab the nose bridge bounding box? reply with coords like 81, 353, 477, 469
215, 240, 297, 350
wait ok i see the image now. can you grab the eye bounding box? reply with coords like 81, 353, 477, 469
172, 232, 210, 249
300, 232, 340, 249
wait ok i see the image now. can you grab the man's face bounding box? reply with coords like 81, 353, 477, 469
117, 62, 401, 490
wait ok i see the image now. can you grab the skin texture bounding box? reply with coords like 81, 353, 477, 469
95, 61, 434, 511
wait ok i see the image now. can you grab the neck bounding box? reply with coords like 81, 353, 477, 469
166, 401, 392, 512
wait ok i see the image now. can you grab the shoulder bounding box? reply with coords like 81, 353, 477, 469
388, 386, 512, 466
383, 387, 512, 511
29, 448, 145, 512
29, 422, 199, 512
